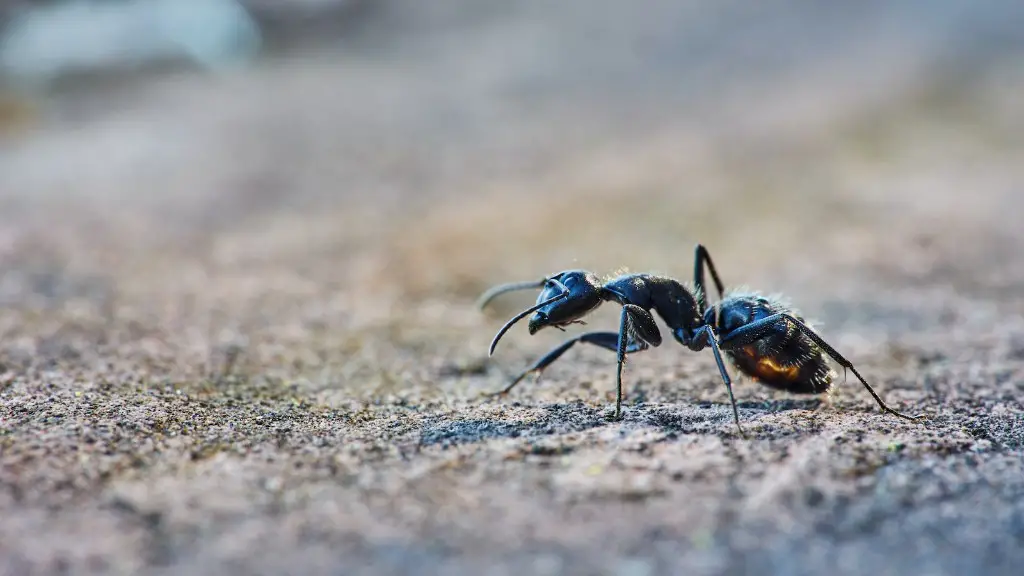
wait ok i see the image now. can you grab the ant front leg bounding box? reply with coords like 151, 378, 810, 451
483, 331, 649, 398
718, 313, 926, 421
613, 304, 662, 420
693, 244, 726, 313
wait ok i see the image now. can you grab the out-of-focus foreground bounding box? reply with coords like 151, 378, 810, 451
2, 1, 1024, 575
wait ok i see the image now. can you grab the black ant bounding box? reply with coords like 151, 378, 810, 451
476, 244, 925, 436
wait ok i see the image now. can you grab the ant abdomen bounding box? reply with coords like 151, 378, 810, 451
710, 294, 836, 394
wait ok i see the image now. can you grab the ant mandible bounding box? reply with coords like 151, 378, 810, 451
476, 244, 925, 436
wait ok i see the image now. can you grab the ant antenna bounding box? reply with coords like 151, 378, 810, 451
476, 279, 547, 310
487, 279, 570, 356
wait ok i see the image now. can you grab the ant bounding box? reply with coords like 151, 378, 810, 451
476, 244, 925, 436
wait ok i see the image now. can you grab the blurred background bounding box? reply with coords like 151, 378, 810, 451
2, 1, 1024, 573
2, 0, 1023, 380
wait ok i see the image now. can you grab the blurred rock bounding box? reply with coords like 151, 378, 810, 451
0, 0, 262, 88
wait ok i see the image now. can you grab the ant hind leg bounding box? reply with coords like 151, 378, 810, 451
717, 313, 926, 421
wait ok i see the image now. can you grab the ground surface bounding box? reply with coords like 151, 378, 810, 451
2, 2, 1024, 575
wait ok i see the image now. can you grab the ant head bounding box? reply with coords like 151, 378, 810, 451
482, 270, 604, 357
527, 270, 603, 334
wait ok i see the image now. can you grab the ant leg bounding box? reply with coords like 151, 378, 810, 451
693, 326, 746, 437
614, 304, 662, 419
718, 313, 925, 421
693, 244, 726, 313
485, 304, 661, 418
483, 332, 648, 397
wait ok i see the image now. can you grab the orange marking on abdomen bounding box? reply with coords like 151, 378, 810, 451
739, 346, 801, 382
754, 357, 801, 382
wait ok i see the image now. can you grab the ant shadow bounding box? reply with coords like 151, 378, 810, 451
734, 398, 823, 413
417, 401, 609, 449
417, 397, 821, 449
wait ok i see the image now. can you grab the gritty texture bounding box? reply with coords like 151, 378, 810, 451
2, 2, 1024, 575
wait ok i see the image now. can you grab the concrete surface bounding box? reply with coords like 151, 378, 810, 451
1, 2, 1024, 574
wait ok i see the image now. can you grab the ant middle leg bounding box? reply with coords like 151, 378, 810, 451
718, 313, 925, 421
